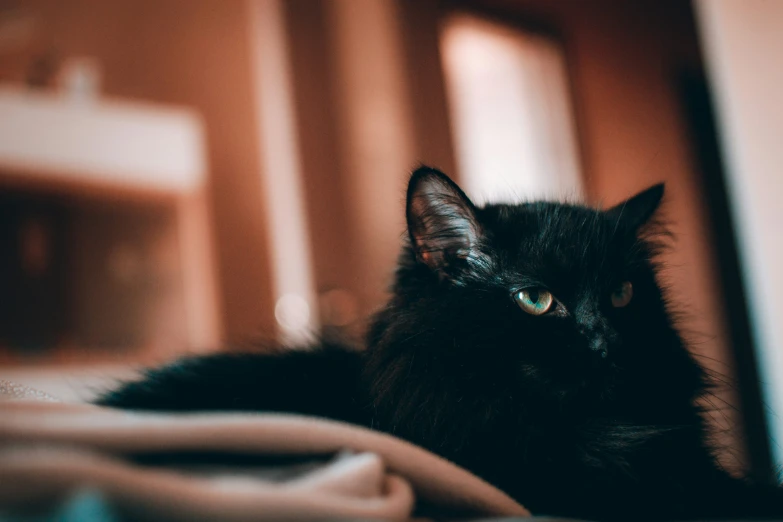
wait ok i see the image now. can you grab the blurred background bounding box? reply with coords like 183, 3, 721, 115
0, 0, 781, 486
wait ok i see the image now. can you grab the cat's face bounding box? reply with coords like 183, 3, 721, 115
364, 167, 704, 455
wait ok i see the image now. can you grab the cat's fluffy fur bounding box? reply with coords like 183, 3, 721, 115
99, 167, 783, 521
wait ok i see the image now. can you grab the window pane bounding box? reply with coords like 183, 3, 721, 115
441, 14, 583, 203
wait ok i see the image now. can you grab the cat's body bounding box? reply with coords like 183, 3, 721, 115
99, 167, 783, 521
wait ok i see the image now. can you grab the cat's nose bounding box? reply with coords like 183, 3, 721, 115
574, 306, 614, 358
588, 335, 609, 358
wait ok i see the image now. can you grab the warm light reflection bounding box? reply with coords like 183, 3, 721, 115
441, 14, 583, 203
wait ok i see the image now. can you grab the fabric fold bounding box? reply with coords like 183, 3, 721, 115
0, 383, 530, 521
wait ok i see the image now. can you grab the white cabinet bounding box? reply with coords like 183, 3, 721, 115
0, 86, 221, 363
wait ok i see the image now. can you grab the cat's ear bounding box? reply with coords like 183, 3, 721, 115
605, 183, 664, 231
406, 166, 482, 274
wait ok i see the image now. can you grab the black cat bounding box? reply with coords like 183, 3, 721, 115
99, 166, 783, 521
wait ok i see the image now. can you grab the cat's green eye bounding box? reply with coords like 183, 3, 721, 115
611, 281, 633, 308
514, 288, 554, 316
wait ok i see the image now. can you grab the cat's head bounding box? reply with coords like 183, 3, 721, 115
364, 166, 705, 455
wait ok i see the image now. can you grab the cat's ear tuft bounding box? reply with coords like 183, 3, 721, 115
406, 166, 482, 274
605, 183, 664, 231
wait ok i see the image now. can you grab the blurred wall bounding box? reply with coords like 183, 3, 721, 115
696, 0, 783, 469
284, 0, 458, 339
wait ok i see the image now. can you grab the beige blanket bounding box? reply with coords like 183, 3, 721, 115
0, 380, 529, 520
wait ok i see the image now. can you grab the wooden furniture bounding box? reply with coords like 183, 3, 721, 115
0, 85, 221, 364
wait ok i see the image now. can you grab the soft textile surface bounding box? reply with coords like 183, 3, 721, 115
0, 379, 60, 402
0, 380, 529, 521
